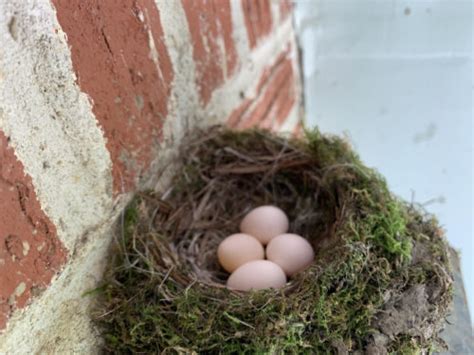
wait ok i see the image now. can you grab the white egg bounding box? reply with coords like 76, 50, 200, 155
217, 233, 264, 273
226, 260, 287, 291
239, 205, 289, 245
266, 233, 314, 276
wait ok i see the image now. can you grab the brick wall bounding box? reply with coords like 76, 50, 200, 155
0, 0, 302, 351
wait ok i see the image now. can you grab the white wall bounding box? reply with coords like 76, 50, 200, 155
295, 0, 473, 320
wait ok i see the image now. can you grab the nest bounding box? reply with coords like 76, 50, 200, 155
97, 126, 453, 354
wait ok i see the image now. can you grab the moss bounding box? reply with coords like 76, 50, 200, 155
96, 127, 452, 354
123, 200, 138, 242
390, 336, 423, 354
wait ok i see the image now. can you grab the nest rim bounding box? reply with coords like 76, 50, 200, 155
98, 126, 453, 354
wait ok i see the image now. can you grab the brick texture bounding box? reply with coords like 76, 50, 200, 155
227, 49, 296, 129
0, 131, 67, 329
242, 0, 273, 49
52, 0, 174, 195
0, 0, 301, 342
182, 0, 238, 106
280, 0, 292, 20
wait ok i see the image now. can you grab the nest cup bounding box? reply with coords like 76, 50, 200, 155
98, 126, 453, 354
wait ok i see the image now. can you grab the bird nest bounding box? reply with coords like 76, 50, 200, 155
96, 126, 453, 354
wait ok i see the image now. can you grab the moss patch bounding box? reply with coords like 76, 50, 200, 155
96, 127, 452, 354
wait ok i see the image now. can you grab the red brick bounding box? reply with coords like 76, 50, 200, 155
240, 59, 293, 128
256, 50, 287, 94
241, 0, 273, 49
182, 0, 238, 106
272, 63, 296, 125
227, 99, 252, 128
0, 131, 67, 330
228, 49, 296, 130
52, 0, 174, 195
280, 0, 292, 21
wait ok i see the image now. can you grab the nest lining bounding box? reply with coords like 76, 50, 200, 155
97, 126, 453, 354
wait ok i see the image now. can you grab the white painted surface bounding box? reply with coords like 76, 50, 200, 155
295, 0, 473, 319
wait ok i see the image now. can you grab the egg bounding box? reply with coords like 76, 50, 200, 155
217, 233, 265, 273
226, 260, 287, 291
266, 233, 314, 276
239, 205, 289, 245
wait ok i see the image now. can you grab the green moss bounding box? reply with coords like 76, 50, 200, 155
123, 200, 138, 242
390, 336, 423, 354
97, 127, 452, 354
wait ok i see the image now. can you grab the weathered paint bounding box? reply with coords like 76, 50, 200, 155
0, 131, 67, 330
181, 0, 238, 106
241, 0, 273, 49
227, 99, 252, 127
280, 0, 292, 21
244, 58, 294, 129
52, 0, 174, 194
256, 50, 288, 94
227, 47, 296, 130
